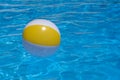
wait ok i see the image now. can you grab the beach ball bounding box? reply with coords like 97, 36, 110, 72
22, 19, 60, 57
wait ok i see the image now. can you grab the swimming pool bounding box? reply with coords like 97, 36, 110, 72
0, 0, 120, 80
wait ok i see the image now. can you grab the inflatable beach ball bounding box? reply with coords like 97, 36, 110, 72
22, 19, 60, 57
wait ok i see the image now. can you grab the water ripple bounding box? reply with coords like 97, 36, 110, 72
0, 8, 30, 12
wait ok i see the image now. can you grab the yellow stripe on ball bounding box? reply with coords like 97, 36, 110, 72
23, 25, 60, 46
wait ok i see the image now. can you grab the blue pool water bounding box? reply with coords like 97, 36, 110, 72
0, 0, 120, 80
